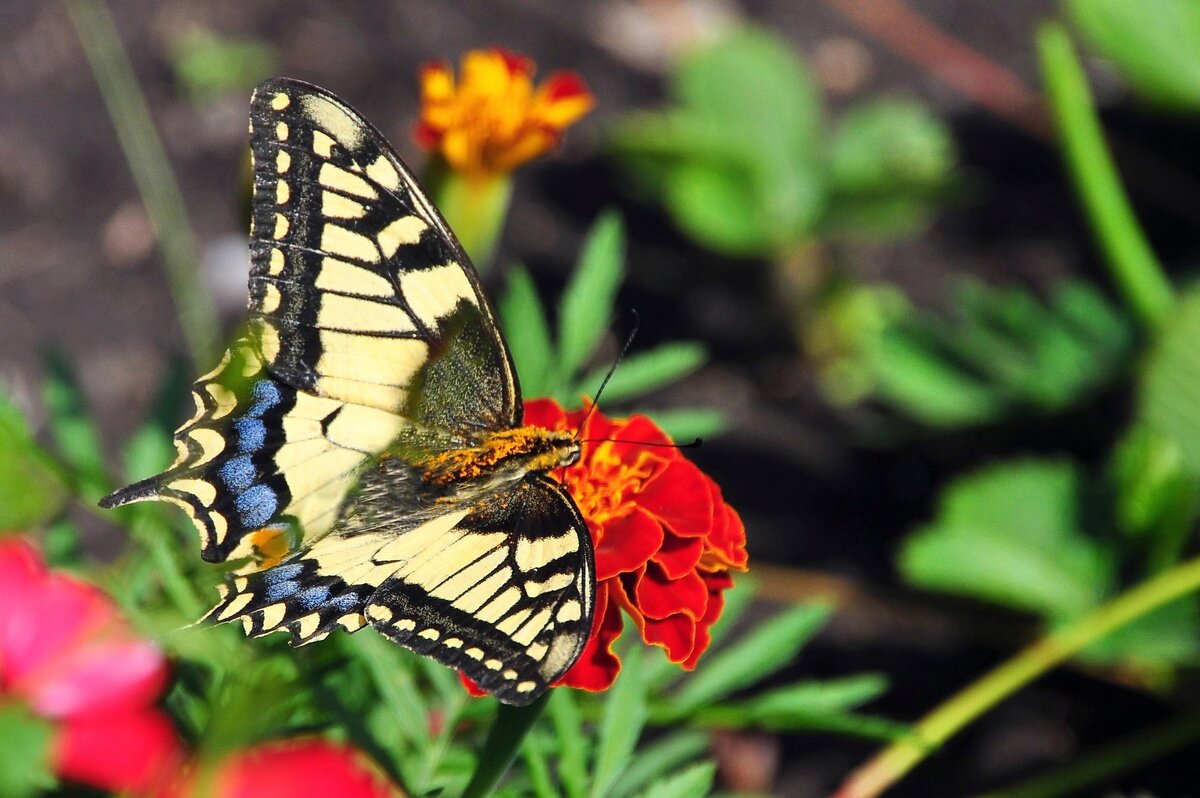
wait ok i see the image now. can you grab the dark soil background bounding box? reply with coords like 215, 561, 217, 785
3, 1, 1199, 796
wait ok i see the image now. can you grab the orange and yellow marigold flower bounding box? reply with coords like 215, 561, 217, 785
415, 47, 594, 180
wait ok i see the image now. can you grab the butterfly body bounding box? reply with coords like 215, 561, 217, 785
100, 78, 595, 705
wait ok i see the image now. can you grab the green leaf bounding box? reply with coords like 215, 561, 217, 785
673, 27, 820, 157
822, 99, 957, 239
548, 689, 587, 798
575, 342, 707, 405
899, 459, 1115, 620
558, 212, 626, 381
666, 603, 832, 717
871, 279, 1133, 428
1108, 425, 1198, 572
609, 731, 711, 798
738, 674, 889, 720
0, 391, 69, 528
1077, 594, 1200, 666
170, 28, 278, 100
42, 351, 109, 501
1139, 286, 1200, 478
634, 408, 727, 442
632, 762, 717, 798
500, 264, 556, 398
589, 642, 647, 798
0, 704, 54, 798
1065, 0, 1200, 109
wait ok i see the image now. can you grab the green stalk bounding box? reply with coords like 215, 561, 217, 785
65, 0, 219, 366
423, 157, 513, 272
461, 694, 549, 798
1037, 21, 1174, 329
832, 554, 1200, 798
972, 713, 1200, 798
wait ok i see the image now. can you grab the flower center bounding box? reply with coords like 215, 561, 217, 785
563, 443, 655, 535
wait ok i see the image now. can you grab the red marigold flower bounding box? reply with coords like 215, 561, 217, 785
0, 536, 181, 794
156, 739, 402, 798
415, 46, 594, 179
465, 400, 748, 696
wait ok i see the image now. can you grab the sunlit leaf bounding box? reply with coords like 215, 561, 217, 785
500, 264, 556, 399
899, 459, 1115, 620
1066, 0, 1200, 109
0, 391, 68, 528
632, 761, 716, 798
558, 212, 625, 380
589, 642, 647, 798
575, 341, 707, 405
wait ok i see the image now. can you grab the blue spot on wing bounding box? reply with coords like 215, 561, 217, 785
235, 484, 278, 527
330, 592, 363, 612
263, 563, 304, 583
219, 455, 256, 492
233, 418, 267, 454
266, 579, 300, 601
248, 380, 282, 417
296, 585, 331, 609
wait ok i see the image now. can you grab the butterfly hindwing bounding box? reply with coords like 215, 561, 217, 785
207, 475, 594, 705
247, 77, 519, 433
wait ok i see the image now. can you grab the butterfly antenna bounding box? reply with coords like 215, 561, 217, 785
576, 309, 640, 437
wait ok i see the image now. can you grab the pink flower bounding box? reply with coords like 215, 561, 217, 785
156, 739, 402, 798
0, 537, 181, 793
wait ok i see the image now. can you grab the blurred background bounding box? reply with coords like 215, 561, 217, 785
3, 1, 1200, 795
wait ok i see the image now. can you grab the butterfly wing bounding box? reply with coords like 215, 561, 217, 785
207, 475, 595, 705
101, 77, 520, 562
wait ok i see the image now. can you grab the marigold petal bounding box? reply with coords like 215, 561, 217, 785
705, 499, 749, 571
638, 458, 714, 537
531, 71, 595, 128
418, 61, 455, 103
609, 416, 674, 461
487, 129, 558, 173
634, 562, 709, 621
682, 572, 735, 669
594, 507, 663, 581
54, 709, 181, 794
654, 534, 704, 580
492, 47, 534, 77
524, 398, 568, 429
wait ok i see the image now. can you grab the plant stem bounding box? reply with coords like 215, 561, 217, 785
66, 0, 219, 366
832, 554, 1200, 798
461, 694, 549, 798
1037, 21, 1174, 329
971, 713, 1200, 798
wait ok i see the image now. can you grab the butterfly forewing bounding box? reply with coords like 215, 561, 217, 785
100, 77, 596, 705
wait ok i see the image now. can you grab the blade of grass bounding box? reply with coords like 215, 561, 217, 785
66, 0, 219, 365
461, 694, 550, 798
589, 642, 647, 798
1037, 21, 1173, 329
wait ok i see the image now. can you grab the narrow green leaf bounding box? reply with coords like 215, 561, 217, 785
740, 674, 889, 720
500, 264, 556, 398
0, 704, 54, 798
461, 695, 549, 798
589, 642, 647, 798
558, 212, 625, 380
575, 342, 707, 405
632, 761, 716, 798
609, 731, 710, 798
667, 604, 832, 717
548, 688, 587, 798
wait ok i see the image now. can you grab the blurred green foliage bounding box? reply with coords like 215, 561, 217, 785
169, 27, 279, 101
610, 28, 956, 258
499, 213, 722, 441
1065, 0, 1200, 110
